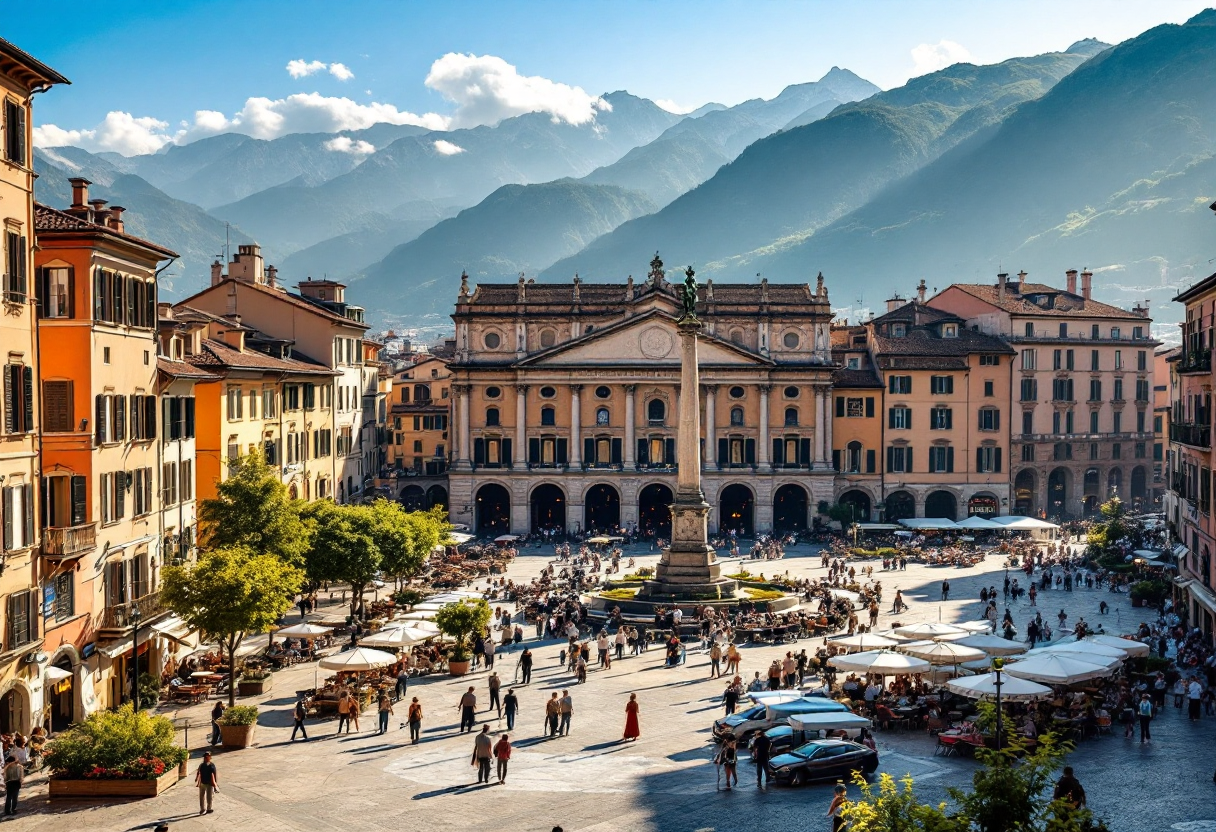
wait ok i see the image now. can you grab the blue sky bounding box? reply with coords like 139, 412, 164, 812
11, 0, 1211, 155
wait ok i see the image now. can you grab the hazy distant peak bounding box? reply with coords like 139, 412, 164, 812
1065, 38, 1111, 57
687, 102, 727, 118
1187, 8, 1216, 25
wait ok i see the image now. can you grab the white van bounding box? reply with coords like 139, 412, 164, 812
712, 697, 848, 742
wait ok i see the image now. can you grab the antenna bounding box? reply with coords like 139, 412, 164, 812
224, 222, 231, 265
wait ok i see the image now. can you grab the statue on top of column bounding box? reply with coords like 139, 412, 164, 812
678, 265, 698, 323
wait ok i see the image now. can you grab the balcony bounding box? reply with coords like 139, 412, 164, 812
99, 590, 165, 631
1178, 350, 1212, 374
42, 522, 98, 558
1170, 422, 1211, 449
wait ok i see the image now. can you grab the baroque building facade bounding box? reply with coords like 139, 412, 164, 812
447, 260, 837, 537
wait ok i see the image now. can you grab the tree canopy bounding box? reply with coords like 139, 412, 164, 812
161, 545, 302, 705
198, 453, 311, 566
302, 501, 381, 614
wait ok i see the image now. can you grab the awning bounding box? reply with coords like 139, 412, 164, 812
150, 616, 200, 649
98, 638, 133, 659
1185, 580, 1216, 617
857, 523, 900, 531
44, 666, 72, 683
899, 518, 958, 530
988, 516, 1060, 530
103, 535, 158, 559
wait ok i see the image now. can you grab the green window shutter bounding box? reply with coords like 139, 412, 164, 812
865, 397, 874, 418
835, 396, 845, 417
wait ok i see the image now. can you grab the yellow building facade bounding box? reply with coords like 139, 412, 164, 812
387, 353, 451, 512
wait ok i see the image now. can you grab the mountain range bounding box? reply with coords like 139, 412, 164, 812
31, 10, 1216, 333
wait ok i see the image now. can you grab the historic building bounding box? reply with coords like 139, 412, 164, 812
930, 271, 1157, 519
1154, 346, 1176, 511
1166, 273, 1216, 637
35, 181, 177, 714
386, 352, 451, 513
831, 285, 1015, 522
447, 259, 837, 537
0, 38, 68, 735
178, 246, 370, 503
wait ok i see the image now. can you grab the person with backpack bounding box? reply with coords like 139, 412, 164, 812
1137, 693, 1154, 743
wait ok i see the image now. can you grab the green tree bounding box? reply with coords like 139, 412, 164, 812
364, 500, 448, 584
198, 453, 311, 566
842, 773, 966, 832
434, 599, 492, 662
949, 734, 1075, 832
161, 545, 303, 705
302, 501, 382, 616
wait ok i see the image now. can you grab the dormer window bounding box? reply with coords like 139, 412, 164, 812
942, 324, 957, 338
847, 357, 860, 370
891, 324, 906, 337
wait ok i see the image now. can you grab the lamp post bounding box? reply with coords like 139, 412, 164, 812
130, 606, 143, 711
992, 656, 1005, 750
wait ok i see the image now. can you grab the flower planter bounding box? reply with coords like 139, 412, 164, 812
220, 723, 256, 749
50, 767, 180, 799
238, 677, 273, 697
448, 660, 470, 677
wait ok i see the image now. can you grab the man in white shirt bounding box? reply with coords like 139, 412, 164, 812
1187, 677, 1204, 721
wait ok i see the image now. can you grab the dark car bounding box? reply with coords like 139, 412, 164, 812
764, 739, 878, 786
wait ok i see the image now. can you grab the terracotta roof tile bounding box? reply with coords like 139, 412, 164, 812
175, 278, 368, 331
34, 203, 178, 259
157, 357, 220, 381
947, 282, 1145, 320
832, 367, 884, 388
188, 338, 334, 376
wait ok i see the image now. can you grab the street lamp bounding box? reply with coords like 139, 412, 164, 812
130, 606, 143, 711
992, 656, 1005, 751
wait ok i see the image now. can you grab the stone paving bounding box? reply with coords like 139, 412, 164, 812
14, 542, 1216, 832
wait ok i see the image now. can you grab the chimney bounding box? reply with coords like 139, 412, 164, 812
916, 279, 926, 304
229, 244, 264, 283
88, 198, 108, 225
266, 265, 278, 288
68, 178, 92, 210
220, 327, 245, 351
1065, 269, 1078, 295
886, 293, 905, 313
107, 206, 125, 233
1013, 270, 1027, 294
210, 260, 224, 286
1081, 269, 1092, 301
997, 273, 1008, 303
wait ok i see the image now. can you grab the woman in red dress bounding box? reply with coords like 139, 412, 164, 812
623, 693, 641, 741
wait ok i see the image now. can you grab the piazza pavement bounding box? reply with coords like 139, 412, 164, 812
11, 541, 1216, 832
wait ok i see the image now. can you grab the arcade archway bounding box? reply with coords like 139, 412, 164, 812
400, 485, 427, 512
530, 484, 566, 533
426, 485, 448, 512
838, 489, 872, 524
584, 483, 620, 532
967, 494, 998, 517
1014, 469, 1036, 516
0, 685, 29, 735
773, 484, 808, 533
1048, 468, 1071, 518
638, 483, 673, 537
925, 491, 957, 520
475, 483, 510, 535
719, 484, 754, 536
885, 490, 915, 522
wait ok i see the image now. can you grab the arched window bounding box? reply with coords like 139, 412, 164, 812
846, 441, 863, 473
730, 406, 744, 426
647, 399, 665, 425
485, 407, 500, 427
784, 407, 798, 426
415, 384, 430, 402
596, 407, 610, 426
541, 406, 556, 426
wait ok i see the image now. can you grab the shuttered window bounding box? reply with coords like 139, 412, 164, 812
43, 380, 74, 432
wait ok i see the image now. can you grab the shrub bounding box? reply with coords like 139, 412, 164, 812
393, 588, 428, 606
240, 667, 272, 682
435, 599, 492, 661
725, 571, 753, 580
1129, 579, 1170, 605
218, 705, 259, 726
601, 587, 640, 600
742, 587, 785, 601
45, 704, 187, 780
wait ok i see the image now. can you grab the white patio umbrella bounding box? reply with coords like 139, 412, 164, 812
894, 622, 967, 638
927, 665, 974, 683
1035, 639, 1128, 660
1024, 643, 1124, 669
360, 627, 431, 649
831, 633, 899, 652
318, 647, 398, 672
953, 621, 996, 634
829, 649, 932, 675
899, 640, 987, 665
947, 671, 1053, 702
1003, 653, 1113, 684
932, 630, 973, 642
953, 633, 1028, 657
1056, 633, 1150, 657
954, 515, 1003, 530
397, 611, 438, 622
411, 602, 448, 611
276, 623, 333, 638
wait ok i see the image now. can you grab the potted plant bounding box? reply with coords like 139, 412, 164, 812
1129, 579, 1169, 608
237, 667, 273, 697
46, 704, 188, 798
218, 705, 259, 749
434, 599, 492, 676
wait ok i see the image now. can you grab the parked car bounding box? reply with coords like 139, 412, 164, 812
750, 711, 873, 757
765, 739, 878, 786
713, 697, 848, 743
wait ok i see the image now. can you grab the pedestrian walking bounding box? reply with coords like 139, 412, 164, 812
723, 677, 742, 715
489, 672, 502, 716
336, 691, 352, 734
458, 686, 477, 732
3, 755, 22, 816
209, 700, 224, 745
504, 688, 519, 730
559, 689, 573, 735
378, 693, 394, 734
407, 697, 423, 743
709, 641, 722, 678
519, 647, 533, 684
484, 637, 495, 670
752, 729, 772, 788
290, 697, 309, 741
396, 666, 409, 701
716, 736, 738, 790
348, 694, 361, 732
493, 733, 512, 784
195, 751, 219, 815
545, 692, 561, 737
1053, 766, 1086, 808
1138, 693, 1153, 742
941, 579, 950, 601
471, 725, 493, 784
827, 783, 848, 831
623, 692, 641, 741
1188, 676, 1203, 721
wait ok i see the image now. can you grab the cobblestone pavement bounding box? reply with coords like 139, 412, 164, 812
15, 542, 1216, 832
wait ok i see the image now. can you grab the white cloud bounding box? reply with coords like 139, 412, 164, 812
432, 139, 465, 156
183, 93, 449, 141
33, 111, 176, 156
324, 136, 375, 155
287, 59, 327, 79
655, 99, 697, 115
424, 53, 609, 128
910, 40, 974, 77
288, 59, 355, 81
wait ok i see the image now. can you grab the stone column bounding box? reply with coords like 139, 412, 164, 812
823, 385, 833, 469
814, 387, 827, 464
758, 385, 771, 467
514, 385, 527, 469
569, 385, 582, 468
676, 333, 703, 499
455, 384, 471, 468
624, 385, 636, 468
705, 384, 717, 469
